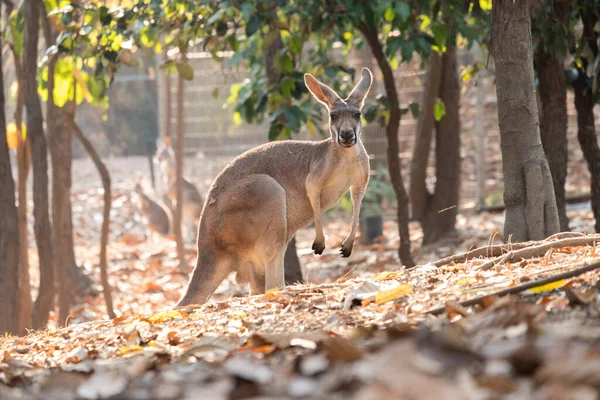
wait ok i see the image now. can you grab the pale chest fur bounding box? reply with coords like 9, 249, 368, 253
319, 155, 368, 211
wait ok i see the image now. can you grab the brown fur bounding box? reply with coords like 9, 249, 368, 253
154, 140, 204, 240
134, 183, 171, 241
177, 68, 373, 306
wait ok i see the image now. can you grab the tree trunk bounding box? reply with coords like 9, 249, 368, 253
492, 0, 560, 242
0, 0, 20, 334
422, 47, 461, 244
11, 46, 32, 334
533, 1, 570, 232
68, 117, 116, 319
24, 0, 55, 329
573, 7, 600, 233
284, 236, 303, 284
263, 1, 303, 283
573, 80, 600, 233
410, 52, 442, 222
173, 54, 186, 268
50, 104, 75, 326
360, 25, 415, 267
43, 40, 71, 327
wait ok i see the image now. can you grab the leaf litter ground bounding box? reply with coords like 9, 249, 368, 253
3, 159, 600, 399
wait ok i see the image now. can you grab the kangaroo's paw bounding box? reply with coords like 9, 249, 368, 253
340, 238, 353, 258
312, 240, 325, 255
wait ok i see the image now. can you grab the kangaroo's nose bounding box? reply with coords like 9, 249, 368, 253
340, 130, 355, 140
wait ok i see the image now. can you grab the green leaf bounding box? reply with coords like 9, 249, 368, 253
98, 6, 111, 25
433, 98, 446, 121
409, 102, 420, 118
246, 14, 260, 37
479, 0, 492, 11
281, 77, 295, 97
61, 11, 72, 25
289, 36, 303, 55
431, 23, 447, 49
384, 5, 395, 22
175, 61, 194, 80
56, 31, 72, 46
281, 54, 294, 73
241, 3, 253, 21
268, 123, 284, 141
401, 40, 415, 62
395, 2, 410, 23
103, 50, 118, 63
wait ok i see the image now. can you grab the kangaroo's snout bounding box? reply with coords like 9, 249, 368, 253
339, 129, 356, 147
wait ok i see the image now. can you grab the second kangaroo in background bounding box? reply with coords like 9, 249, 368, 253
177, 68, 373, 306
134, 181, 172, 243
154, 138, 204, 241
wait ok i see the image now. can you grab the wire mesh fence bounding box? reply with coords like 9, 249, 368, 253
2, 42, 594, 213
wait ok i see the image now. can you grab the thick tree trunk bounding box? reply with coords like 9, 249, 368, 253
24, 0, 55, 329
422, 47, 461, 244
174, 55, 186, 268
11, 47, 32, 334
68, 118, 116, 319
263, 1, 303, 283
492, 0, 559, 242
361, 25, 415, 267
0, 0, 20, 334
410, 52, 442, 222
533, 1, 570, 232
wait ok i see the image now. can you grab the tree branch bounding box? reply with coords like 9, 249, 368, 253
426, 260, 600, 315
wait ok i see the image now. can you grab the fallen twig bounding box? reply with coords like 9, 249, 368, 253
475, 236, 600, 272
433, 233, 596, 268
425, 260, 600, 316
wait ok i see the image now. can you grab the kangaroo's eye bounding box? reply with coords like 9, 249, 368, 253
330, 113, 339, 121
353, 113, 362, 120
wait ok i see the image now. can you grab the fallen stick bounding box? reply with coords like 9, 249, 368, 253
476, 236, 600, 271
433, 233, 597, 268
425, 260, 600, 316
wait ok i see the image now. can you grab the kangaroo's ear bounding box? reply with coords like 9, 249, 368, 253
346, 68, 373, 109
304, 73, 342, 110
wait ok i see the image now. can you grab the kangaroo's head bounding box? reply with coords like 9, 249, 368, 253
154, 137, 174, 166
304, 67, 373, 148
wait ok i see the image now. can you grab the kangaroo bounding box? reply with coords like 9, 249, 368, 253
177, 68, 373, 306
134, 182, 172, 243
154, 138, 204, 240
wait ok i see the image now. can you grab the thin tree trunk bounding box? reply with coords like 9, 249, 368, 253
25, 0, 55, 329
0, 0, 20, 335
264, 0, 303, 283
410, 52, 442, 221
422, 46, 461, 244
163, 53, 172, 141
360, 24, 415, 267
573, 81, 600, 233
173, 54, 186, 268
42, 12, 70, 326
535, 49, 568, 231
533, 0, 570, 232
11, 47, 32, 334
68, 118, 116, 319
492, 0, 559, 242
573, 7, 600, 233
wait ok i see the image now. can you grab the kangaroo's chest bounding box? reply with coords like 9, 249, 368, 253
320, 166, 360, 210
